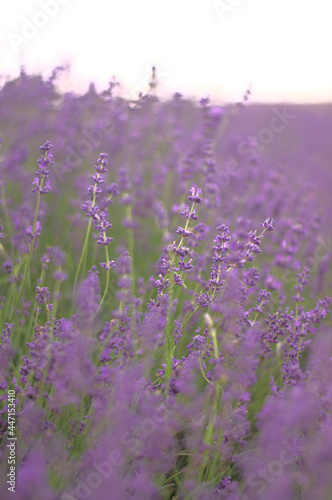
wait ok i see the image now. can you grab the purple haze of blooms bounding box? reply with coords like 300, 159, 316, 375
0, 70, 332, 499
77, 266, 100, 324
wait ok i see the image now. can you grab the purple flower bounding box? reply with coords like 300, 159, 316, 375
97, 234, 114, 245
100, 260, 116, 270
39, 140, 53, 152
291, 267, 311, 303
260, 218, 275, 231
3, 259, 13, 273
31, 178, 51, 195
26, 221, 42, 239
188, 187, 203, 204
176, 226, 193, 237
177, 257, 193, 271
195, 292, 211, 308
174, 320, 182, 345
35, 286, 50, 305
76, 266, 100, 322
53, 270, 68, 281
31, 142, 53, 194
94, 214, 112, 231
155, 275, 170, 294
180, 207, 198, 220
94, 152, 108, 173
173, 272, 184, 286
107, 183, 120, 196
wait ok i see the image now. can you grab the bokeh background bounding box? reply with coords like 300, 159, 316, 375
1, 0, 332, 103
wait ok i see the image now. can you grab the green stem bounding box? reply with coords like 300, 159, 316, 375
198, 385, 222, 482
197, 313, 222, 482
182, 306, 200, 329
27, 267, 47, 341
93, 245, 111, 319
0, 242, 11, 261
169, 201, 195, 269
296, 308, 305, 362
73, 217, 92, 297
73, 182, 99, 296
52, 273, 62, 318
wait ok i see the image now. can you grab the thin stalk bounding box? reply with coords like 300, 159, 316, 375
9, 180, 43, 322
73, 217, 93, 297
0, 241, 11, 261
93, 244, 111, 319
27, 266, 47, 341
73, 183, 98, 296
52, 273, 62, 318
169, 201, 195, 270
197, 315, 223, 482
181, 306, 200, 329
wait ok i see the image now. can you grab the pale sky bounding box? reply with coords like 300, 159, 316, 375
1, 0, 332, 103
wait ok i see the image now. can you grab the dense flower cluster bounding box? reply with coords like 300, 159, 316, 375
0, 70, 331, 499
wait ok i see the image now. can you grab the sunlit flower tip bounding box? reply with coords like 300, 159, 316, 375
88, 185, 102, 196
180, 207, 198, 220
94, 219, 112, 231
31, 177, 39, 191
176, 227, 193, 237
260, 218, 275, 231
26, 221, 42, 239
100, 260, 116, 270
35, 286, 50, 305
249, 231, 261, 246
97, 235, 114, 246
177, 257, 193, 271
173, 273, 184, 286
40, 180, 51, 195
188, 187, 202, 204
91, 174, 105, 184
155, 275, 170, 293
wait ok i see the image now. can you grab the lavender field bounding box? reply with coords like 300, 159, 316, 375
0, 69, 332, 500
